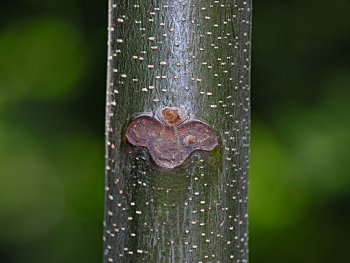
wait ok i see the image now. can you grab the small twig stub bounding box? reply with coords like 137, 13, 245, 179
125, 110, 218, 168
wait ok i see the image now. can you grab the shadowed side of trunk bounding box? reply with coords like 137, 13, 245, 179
104, 0, 251, 262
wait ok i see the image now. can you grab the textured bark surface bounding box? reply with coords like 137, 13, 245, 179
104, 0, 251, 262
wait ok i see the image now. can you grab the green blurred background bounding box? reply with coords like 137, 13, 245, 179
0, 0, 349, 262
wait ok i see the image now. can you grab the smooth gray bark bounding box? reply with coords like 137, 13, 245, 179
104, 0, 251, 262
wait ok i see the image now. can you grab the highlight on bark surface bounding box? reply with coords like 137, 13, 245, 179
125, 111, 218, 168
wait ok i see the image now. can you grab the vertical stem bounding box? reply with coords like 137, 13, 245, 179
104, 0, 251, 262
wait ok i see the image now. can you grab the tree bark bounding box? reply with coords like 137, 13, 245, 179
104, 0, 251, 262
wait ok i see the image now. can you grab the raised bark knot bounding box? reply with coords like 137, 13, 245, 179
125, 107, 218, 169
162, 108, 181, 126
158, 107, 188, 127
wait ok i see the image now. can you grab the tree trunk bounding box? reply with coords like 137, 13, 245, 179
104, 0, 251, 262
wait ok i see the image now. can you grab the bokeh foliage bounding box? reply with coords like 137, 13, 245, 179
0, 0, 349, 262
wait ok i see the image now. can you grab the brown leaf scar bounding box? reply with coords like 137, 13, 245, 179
125, 107, 218, 168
